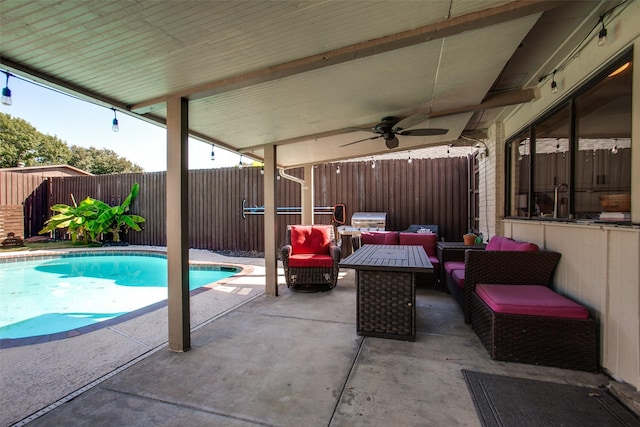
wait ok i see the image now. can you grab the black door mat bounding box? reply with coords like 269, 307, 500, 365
462, 369, 640, 427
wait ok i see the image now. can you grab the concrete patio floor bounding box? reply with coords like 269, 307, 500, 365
0, 249, 627, 426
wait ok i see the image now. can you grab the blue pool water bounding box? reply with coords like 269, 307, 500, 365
0, 253, 239, 339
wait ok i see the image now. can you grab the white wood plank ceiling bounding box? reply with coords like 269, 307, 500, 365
0, 0, 613, 168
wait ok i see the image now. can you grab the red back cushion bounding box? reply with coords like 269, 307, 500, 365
398, 232, 437, 256
486, 236, 538, 252
290, 225, 331, 255
361, 231, 399, 246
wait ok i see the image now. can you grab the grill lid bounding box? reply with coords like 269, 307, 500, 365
350, 212, 387, 229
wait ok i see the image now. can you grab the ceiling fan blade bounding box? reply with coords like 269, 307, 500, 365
392, 113, 428, 131
340, 135, 381, 147
385, 136, 399, 149
398, 128, 448, 136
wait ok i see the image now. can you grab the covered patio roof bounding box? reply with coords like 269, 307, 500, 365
0, 0, 614, 168
0, 0, 622, 351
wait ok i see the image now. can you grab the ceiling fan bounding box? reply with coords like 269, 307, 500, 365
341, 115, 448, 149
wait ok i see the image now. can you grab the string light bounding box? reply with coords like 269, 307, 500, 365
550, 70, 558, 94
210, 146, 215, 161
1, 72, 12, 106
111, 108, 119, 132
537, 1, 629, 92
336, 165, 341, 174
238, 155, 243, 169
407, 151, 412, 164
597, 14, 607, 46
371, 159, 376, 169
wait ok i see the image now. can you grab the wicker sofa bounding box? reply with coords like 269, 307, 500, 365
444, 236, 597, 371
281, 224, 341, 292
351, 230, 439, 286
443, 236, 560, 322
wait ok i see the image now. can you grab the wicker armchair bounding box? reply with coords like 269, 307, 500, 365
281, 224, 341, 292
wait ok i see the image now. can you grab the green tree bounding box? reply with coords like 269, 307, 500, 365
67, 146, 143, 175
0, 113, 41, 167
0, 112, 144, 173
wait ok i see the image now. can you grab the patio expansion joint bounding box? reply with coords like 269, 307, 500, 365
328, 335, 366, 426
260, 313, 354, 327
94, 386, 276, 427
107, 327, 154, 349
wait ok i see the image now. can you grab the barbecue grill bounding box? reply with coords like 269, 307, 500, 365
337, 212, 388, 237
336, 212, 388, 256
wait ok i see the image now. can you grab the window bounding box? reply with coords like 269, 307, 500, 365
506, 53, 632, 221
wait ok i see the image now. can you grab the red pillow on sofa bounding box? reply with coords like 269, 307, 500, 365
486, 235, 538, 252
398, 232, 437, 256
361, 231, 399, 246
290, 225, 332, 255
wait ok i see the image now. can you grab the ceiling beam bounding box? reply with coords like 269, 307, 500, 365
429, 87, 539, 118
130, 0, 563, 114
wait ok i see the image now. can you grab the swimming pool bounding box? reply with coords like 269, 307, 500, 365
0, 252, 240, 340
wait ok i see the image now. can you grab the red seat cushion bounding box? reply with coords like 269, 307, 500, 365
475, 284, 589, 319
486, 235, 539, 252
444, 261, 466, 275
398, 232, 437, 256
361, 231, 399, 246
288, 254, 334, 268
451, 269, 465, 288
290, 225, 332, 255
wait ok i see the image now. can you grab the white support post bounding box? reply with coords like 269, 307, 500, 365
264, 145, 278, 297
302, 165, 314, 224
166, 96, 190, 351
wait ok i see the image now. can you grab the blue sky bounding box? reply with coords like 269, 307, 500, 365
0, 72, 242, 172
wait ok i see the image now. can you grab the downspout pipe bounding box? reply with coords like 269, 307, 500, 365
278, 168, 308, 190
279, 168, 312, 224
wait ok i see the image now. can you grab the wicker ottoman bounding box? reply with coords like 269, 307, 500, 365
471, 287, 598, 372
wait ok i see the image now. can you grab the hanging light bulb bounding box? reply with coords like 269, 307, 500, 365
1, 73, 12, 106
336, 165, 341, 174
111, 108, 119, 132
550, 70, 558, 94
611, 145, 618, 154
371, 159, 376, 169
238, 155, 243, 169
407, 151, 412, 164
597, 15, 607, 46
260, 164, 264, 175
210, 146, 215, 161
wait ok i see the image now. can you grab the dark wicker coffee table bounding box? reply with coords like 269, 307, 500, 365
339, 244, 433, 341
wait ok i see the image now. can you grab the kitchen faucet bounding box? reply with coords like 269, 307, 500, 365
554, 183, 568, 218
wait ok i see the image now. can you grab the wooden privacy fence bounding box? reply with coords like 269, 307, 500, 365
0, 172, 50, 238
37, 156, 470, 251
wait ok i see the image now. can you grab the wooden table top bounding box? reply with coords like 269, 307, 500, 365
339, 244, 433, 273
